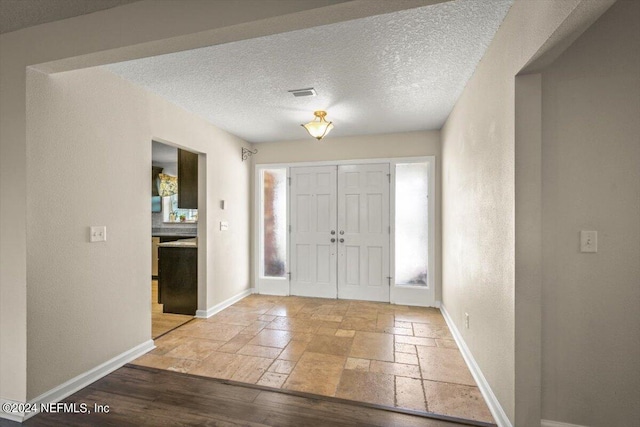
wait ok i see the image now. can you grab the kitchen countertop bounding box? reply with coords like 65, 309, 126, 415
158, 238, 197, 248
152, 227, 197, 237
153, 232, 197, 237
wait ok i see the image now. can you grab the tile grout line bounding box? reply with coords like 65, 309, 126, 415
393, 317, 398, 407
415, 337, 430, 413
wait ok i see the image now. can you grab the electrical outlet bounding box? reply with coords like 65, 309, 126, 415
465, 313, 470, 329
90, 226, 107, 243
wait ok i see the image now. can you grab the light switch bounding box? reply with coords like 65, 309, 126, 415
90, 226, 107, 242
220, 200, 226, 210
220, 221, 229, 231
580, 230, 597, 253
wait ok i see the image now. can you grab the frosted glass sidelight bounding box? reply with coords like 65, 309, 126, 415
262, 169, 287, 277
395, 163, 429, 286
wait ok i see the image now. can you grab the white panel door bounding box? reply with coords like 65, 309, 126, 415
290, 166, 338, 298
337, 164, 390, 302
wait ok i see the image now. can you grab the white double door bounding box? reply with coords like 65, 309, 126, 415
290, 164, 390, 302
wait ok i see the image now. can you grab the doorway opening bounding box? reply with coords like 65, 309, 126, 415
255, 157, 436, 307
151, 140, 200, 338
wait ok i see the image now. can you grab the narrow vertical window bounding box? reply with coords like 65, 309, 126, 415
395, 162, 429, 286
262, 169, 287, 277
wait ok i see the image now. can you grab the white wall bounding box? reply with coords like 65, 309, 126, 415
0, 37, 28, 404
540, 1, 640, 425
252, 130, 442, 301
514, 72, 543, 427
440, 0, 614, 424
24, 66, 251, 399
253, 130, 439, 164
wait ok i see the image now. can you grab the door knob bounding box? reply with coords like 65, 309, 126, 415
339, 238, 345, 243
331, 238, 336, 243
330, 230, 336, 235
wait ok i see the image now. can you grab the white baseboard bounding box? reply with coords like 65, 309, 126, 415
255, 281, 289, 296
440, 305, 512, 427
195, 288, 254, 318
541, 420, 587, 427
0, 398, 24, 423
0, 339, 154, 422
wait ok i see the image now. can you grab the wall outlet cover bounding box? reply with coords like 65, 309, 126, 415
90, 226, 107, 242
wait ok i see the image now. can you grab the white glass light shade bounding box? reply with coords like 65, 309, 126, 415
301, 111, 334, 140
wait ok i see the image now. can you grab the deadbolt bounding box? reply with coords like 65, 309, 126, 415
330, 230, 336, 235
339, 230, 344, 235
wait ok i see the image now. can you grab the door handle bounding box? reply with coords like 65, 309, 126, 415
331, 238, 336, 243
339, 238, 345, 243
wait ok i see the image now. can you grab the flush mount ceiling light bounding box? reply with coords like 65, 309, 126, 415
301, 110, 334, 141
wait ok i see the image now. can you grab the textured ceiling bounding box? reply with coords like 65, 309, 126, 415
106, 0, 513, 143
0, 0, 140, 34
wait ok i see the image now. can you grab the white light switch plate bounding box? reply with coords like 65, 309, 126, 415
90, 226, 107, 242
580, 230, 597, 253
220, 221, 229, 231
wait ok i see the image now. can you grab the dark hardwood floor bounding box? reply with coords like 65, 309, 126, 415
1, 365, 489, 427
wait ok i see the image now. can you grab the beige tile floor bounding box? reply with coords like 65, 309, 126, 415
133, 294, 494, 424
151, 280, 193, 339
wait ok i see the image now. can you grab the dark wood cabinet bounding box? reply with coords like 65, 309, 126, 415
178, 149, 198, 209
155, 235, 195, 303
158, 246, 197, 315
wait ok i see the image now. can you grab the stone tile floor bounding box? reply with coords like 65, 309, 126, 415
151, 280, 192, 339
132, 294, 494, 424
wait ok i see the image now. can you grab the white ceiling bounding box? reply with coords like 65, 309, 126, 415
106, 0, 513, 144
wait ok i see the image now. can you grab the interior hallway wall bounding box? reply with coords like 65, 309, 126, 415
440, 0, 615, 423
25, 66, 251, 399
540, 1, 640, 424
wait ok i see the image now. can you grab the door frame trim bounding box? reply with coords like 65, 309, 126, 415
254, 156, 437, 307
